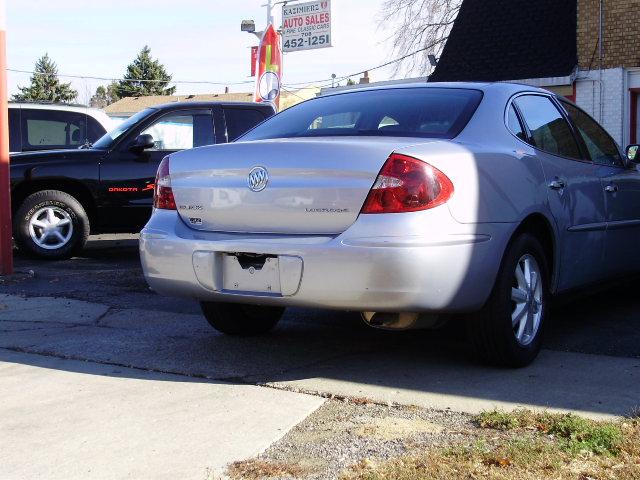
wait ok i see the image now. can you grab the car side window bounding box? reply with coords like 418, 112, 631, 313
224, 108, 267, 141
141, 111, 214, 150
560, 101, 623, 167
514, 95, 582, 160
507, 104, 527, 141
21, 109, 90, 151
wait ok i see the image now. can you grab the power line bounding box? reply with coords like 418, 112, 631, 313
279, 85, 308, 101
9, 44, 430, 92
7, 69, 254, 86
282, 44, 431, 89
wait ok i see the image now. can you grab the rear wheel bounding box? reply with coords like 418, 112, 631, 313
14, 190, 90, 260
467, 233, 549, 367
200, 302, 285, 336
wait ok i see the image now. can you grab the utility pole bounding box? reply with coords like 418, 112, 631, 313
264, 0, 274, 26
0, 0, 12, 275
243, 0, 279, 40
248, 0, 303, 36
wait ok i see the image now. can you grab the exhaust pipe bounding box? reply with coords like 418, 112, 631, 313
361, 312, 444, 330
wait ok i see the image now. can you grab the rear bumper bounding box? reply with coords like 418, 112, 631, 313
140, 209, 514, 312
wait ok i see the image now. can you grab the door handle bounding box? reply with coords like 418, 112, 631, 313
605, 184, 618, 193
548, 179, 566, 190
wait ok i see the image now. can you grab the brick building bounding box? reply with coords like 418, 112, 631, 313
431, 0, 640, 146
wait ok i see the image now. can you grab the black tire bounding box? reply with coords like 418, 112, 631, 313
200, 302, 285, 336
14, 190, 90, 260
467, 233, 549, 368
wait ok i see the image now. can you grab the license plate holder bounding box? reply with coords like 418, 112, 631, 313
221, 253, 281, 294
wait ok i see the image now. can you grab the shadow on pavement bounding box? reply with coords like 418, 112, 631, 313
2, 236, 640, 418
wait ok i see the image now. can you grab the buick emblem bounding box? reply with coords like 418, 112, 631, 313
247, 166, 269, 192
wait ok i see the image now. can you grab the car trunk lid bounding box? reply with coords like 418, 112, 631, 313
169, 137, 432, 234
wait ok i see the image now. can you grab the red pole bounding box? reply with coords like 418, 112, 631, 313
0, 0, 13, 275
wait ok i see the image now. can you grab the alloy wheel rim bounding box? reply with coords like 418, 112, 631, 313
28, 207, 74, 250
510, 254, 543, 346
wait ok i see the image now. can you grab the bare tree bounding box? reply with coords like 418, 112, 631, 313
379, 0, 462, 77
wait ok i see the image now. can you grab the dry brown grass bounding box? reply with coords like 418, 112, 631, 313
227, 459, 306, 479
340, 412, 640, 480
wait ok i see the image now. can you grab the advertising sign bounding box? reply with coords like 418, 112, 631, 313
282, 0, 331, 52
254, 24, 282, 109
250, 46, 258, 77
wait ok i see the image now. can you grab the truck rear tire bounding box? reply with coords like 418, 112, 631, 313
14, 190, 90, 260
200, 302, 285, 336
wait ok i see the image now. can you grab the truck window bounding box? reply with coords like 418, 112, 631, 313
141, 110, 214, 151
224, 108, 267, 141
86, 116, 107, 142
21, 109, 91, 151
9, 108, 21, 152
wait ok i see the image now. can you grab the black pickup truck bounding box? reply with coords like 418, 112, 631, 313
10, 101, 275, 259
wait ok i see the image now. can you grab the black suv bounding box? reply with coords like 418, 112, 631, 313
10, 101, 275, 259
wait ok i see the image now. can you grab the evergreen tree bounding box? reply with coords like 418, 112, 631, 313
116, 46, 176, 97
13, 54, 78, 103
90, 81, 120, 108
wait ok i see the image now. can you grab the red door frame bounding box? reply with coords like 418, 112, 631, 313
0, 0, 13, 276
631, 88, 640, 144
565, 82, 577, 103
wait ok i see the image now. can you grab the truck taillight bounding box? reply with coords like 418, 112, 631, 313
153, 156, 176, 210
361, 153, 454, 214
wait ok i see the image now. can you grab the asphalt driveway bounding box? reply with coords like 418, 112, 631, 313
2, 234, 640, 477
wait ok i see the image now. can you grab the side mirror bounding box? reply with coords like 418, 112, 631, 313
626, 144, 640, 163
129, 134, 155, 153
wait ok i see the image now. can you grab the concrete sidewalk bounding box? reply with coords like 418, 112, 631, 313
2, 292, 640, 479
0, 294, 325, 480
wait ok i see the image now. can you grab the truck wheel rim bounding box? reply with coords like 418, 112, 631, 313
28, 207, 74, 250
510, 254, 543, 346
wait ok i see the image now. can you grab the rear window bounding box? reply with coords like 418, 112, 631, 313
239, 88, 483, 141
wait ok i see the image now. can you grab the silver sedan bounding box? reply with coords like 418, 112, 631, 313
140, 82, 640, 367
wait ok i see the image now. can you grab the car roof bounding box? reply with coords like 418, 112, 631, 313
319, 81, 552, 98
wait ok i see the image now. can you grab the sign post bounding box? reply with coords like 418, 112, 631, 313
282, 0, 331, 52
0, 0, 12, 275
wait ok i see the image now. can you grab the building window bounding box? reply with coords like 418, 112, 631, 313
631, 89, 640, 144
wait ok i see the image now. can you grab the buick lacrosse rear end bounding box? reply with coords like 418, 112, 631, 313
140, 82, 640, 367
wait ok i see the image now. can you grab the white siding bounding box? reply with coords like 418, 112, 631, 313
575, 68, 625, 144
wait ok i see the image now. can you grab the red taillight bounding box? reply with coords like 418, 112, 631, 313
154, 156, 176, 210
361, 153, 454, 214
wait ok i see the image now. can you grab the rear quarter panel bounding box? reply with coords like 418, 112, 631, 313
398, 140, 549, 225
397, 87, 552, 226
396, 88, 561, 292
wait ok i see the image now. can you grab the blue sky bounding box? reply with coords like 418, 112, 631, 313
6, 0, 400, 103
